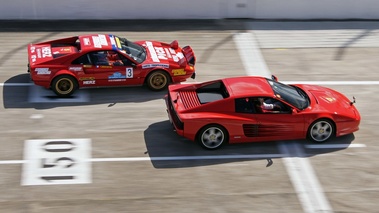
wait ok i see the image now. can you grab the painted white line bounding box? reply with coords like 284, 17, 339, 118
233, 32, 271, 78
279, 142, 333, 213
28, 84, 89, 103
0, 160, 25, 164
283, 81, 379, 85
0, 154, 284, 165
90, 154, 284, 162
305, 143, 366, 149
0, 83, 33, 86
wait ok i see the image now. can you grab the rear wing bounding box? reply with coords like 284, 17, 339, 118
181, 46, 196, 66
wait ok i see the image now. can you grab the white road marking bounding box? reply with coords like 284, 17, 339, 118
279, 142, 333, 213
30, 114, 44, 119
234, 31, 334, 213
305, 143, 366, 149
233, 32, 271, 78
90, 154, 284, 162
28, 84, 89, 103
283, 81, 379, 85
22, 139, 91, 186
0, 83, 33, 86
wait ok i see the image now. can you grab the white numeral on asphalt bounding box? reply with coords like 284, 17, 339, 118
22, 138, 91, 185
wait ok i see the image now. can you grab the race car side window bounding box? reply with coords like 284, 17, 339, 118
235, 98, 256, 113
72, 54, 91, 65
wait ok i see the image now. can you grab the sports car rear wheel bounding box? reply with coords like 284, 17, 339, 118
51, 75, 78, 97
197, 125, 228, 150
308, 119, 335, 143
146, 70, 170, 91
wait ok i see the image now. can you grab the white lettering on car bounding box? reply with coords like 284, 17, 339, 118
92, 36, 102, 48
35, 68, 51, 75
155, 47, 167, 60
41, 47, 52, 58
83, 80, 95, 85
146, 41, 160, 62
69, 67, 83, 72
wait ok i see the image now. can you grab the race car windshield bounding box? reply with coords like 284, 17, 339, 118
117, 37, 146, 63
267, 79, 310, 110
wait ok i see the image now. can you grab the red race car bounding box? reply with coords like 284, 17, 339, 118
27, 34, 196, 97
165, 76, 360, 150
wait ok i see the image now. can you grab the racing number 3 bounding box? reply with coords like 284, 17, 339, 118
126, 68, 133, 78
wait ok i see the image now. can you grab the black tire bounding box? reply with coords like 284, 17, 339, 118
146, 70, 170, 91
307, 119, 335, 143
51, 75, 78, 97
196, 124, 228, 150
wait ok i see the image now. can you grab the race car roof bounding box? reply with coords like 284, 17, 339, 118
78, 34, 119, 52
223, 76, 275, 98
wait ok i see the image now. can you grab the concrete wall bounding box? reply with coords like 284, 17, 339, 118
0, 0, 378, 20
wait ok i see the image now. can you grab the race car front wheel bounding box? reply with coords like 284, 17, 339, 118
197, 124, 228, 150
146, 70, 170, 91
51, 75, 78, 97
308, 119, 335, 143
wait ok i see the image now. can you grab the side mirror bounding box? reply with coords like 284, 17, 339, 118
271, 75, 278, 82
292, 108, 298, 114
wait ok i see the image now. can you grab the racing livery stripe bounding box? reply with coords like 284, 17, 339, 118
146, 41, 160, 62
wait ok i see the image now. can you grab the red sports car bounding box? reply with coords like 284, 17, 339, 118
165, 76, 360, 150
27, 34, 196, 97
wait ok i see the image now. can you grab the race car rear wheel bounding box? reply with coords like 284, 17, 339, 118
146, 70, 170, 91
197, 124, 228, 150
51, 75, 78, 97
308, 119, 335, 143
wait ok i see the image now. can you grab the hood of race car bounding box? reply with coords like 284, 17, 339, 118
136, 40, 185, 68
297, 84, 358, 116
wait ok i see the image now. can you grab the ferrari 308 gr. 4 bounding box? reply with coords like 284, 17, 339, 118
27, 34, 196, 97
165, 76, 360, 150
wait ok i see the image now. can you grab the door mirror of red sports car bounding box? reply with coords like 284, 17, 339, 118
271, 75, 278, 82
292, 108, 298, 114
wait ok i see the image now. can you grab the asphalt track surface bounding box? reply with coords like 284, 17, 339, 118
0, 20, 379, 213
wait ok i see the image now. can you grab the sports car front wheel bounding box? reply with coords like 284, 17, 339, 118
308, 119, 335, 143
51, 75, 78, 97
146, 70, 170, 91
197, 125, 228, 150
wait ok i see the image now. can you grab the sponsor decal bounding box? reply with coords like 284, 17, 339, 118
97, 65, 112, 69
165, 48, 172, 58
69, 66, 83, 71
30, 46, 36, 53
37, 48, 41, 58
31, 55, 37, 63
35, 68, 51, 75
79, 77, 95, 81
83, 80, 96, 85
323, 97, 336, 103
98, 34, 108, 46
145, 42, 185, 63
92, 36, 102, 48
83, 65, 92, 68
84, 38, 91, 46
154, 47, 167, 60
142, 64, 169, 69
109, 72, 126, 79
41, 46, 52, 58
172, 69, 186, 76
